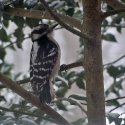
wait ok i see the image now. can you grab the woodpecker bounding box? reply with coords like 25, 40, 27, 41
30, 24, 60, 104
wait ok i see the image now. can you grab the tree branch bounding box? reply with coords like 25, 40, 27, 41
0, 73, 71, 125
106, 96, 125, 103
60, 62, 83, 71
109, 102, 125, 112
103, 9, 125, 18
1, 53, 124, 89
0, 61, 83, 89
104, 54, 125, 69
106, 0, 125, 9
0, 106, 55, 122
2, 6, 81, 30
40, 0, 92, 41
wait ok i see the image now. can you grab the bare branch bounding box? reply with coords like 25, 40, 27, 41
40, 0, 92, 41
3, 6, 81, 30
109, 102, 125, 112
0, 106, 55, 122
0, 78, 30, 89
106, 96, 125, 102
104, 54, 125, 69
103, 9, 125, 18
4, 36, 30, 49
106, 0, 125, 9
0, 73, 71, 125
60, 62, 83, 71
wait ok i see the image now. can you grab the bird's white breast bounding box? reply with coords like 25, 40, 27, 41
32, 42, 40, 63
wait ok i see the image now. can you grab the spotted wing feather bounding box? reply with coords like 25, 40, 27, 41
30, 43, 58, 103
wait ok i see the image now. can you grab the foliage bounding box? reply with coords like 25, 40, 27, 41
0, 0, 125, 125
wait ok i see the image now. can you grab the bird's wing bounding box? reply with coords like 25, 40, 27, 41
30, 43, 58, 103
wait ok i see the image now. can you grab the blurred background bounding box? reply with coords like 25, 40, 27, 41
0, 0, 125, 125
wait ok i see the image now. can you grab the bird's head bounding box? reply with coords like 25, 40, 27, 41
31, 24, 58, 42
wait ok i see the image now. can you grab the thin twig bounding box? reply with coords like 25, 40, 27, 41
106, 96, 125, 102
103, 9, 125, 18
40, 0, 91, 41
4, 36, 30, 49
0, 106, 55, 122
109, 102, 125, 112
3, 41, 17, 49
104, 54, 125, 69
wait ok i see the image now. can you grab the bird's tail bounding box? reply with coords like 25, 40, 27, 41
39, 82, 55, 104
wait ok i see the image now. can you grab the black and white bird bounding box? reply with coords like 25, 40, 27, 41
30, 24, 60, 104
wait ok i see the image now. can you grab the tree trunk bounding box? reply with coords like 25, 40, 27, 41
82, 1, 106, 125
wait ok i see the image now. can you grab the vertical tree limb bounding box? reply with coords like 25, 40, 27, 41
82, 0, 106, 125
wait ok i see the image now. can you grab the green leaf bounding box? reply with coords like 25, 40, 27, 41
116, 26, 122, 33
3, 14, 10, 28
25, 18, 40, 28
107, 65, 125, 78
107, 113, 122, 125
75, 71, 85, 89
56, 101, 67, 111
102, 19, 108, 26
0, 47, 6, 60
112, 16, 122, 24
56, 87, 68, 97
76, 81, 85, 89
0, 28, 10, 42
13, 16, 24, 28
68, 94, 87, 101
102, 33, 117, 42
66, 8, 74, 16
14, 28, 24, 48
106, 100, 120, 106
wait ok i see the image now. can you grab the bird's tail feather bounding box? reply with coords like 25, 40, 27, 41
39, 83, 52, 104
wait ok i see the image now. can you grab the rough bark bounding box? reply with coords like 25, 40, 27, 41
82, 1, 106, 125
